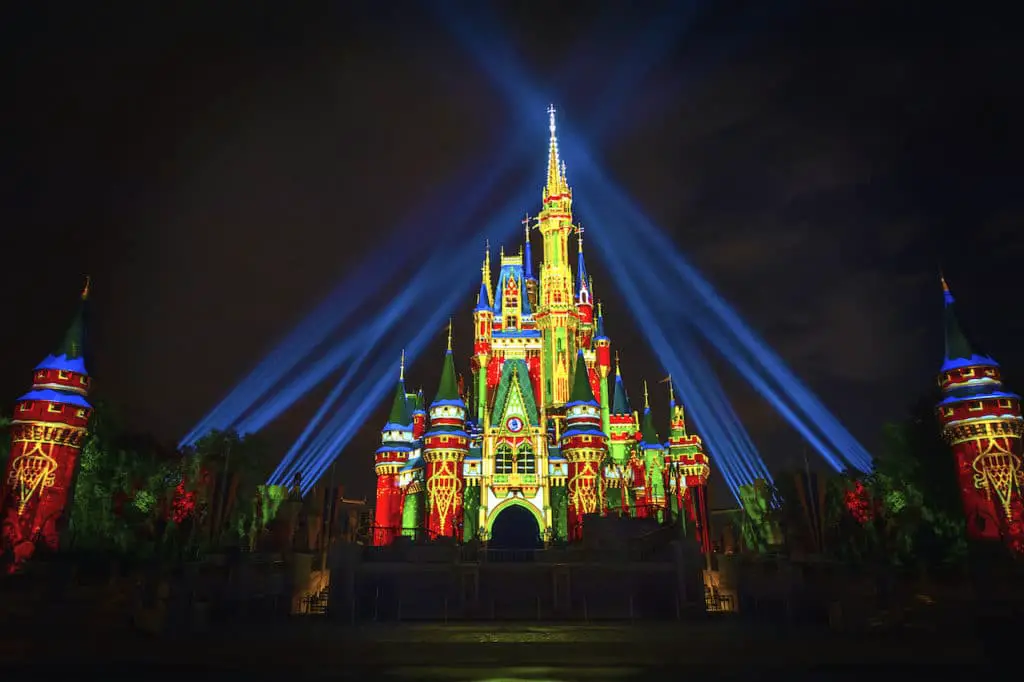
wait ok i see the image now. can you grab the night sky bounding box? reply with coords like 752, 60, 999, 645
4, 2, 1023, 505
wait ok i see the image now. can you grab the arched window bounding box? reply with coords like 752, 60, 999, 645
495, 443, 514, 474
516, 442, 536, 474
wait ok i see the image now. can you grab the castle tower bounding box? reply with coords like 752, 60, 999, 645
606, 354, 638, 513
1, 281, 93, 571
664, 377, 712, 551
535, 105, 579, 408
574, 228, 595, 350
593, 303, 612, 437
472, 249, 494, 425
422, 324, 471, 539
560, 351, 607, 540
411, 387, 427, 440
935, 276, 1024, 550
638, 382, 667, 519
523, 218, 539, 312
372, 352, 414, 546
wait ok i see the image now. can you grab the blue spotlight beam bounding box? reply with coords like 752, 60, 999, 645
440, 2, 872, 475
286, 204, 528, 491
184, 2, 699, 448
281, 193, 531, 489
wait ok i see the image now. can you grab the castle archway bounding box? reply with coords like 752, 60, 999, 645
486, 499, 543, 549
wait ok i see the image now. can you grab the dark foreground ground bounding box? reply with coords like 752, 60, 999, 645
0, 618, 1006, 681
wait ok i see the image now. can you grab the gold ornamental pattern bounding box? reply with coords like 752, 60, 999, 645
970, 437, 1024, 519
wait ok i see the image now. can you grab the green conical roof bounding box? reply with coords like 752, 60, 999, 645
386, 379, 412, 426
640, 408, 661, 446
569, 351, 597, 404
433, 350, 462, 403
56, 305, 86, 359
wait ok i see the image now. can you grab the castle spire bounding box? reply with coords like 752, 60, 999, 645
643, 379, 650, 410
940, 274, 995, 370
447, 318, 453, 351
523, 214, 534, 280
544, 104, 570, 199
662, 374, 675, 406
400, 349, 405, 381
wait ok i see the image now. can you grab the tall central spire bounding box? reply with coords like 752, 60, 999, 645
545, 104, 568, 199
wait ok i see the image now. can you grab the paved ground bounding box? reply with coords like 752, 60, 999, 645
0, 619, 997, 680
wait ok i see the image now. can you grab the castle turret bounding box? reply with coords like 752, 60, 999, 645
638, 382, 667, 519
473, 246, 494, 425
523, 217, 539, 312
560, 351, 607, 540
935, 276, 1024, 550
2, 280, 93, 571
372, 352, 414, 545
422, 323, 471, 539
535, 105, 579, 408
593, 302, 612, 435
574, 228, 595, 350
605, 354, 638, 513
663, 377, 711, 550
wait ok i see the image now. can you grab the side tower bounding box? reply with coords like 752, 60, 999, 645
638, 382, 667, 520
1, 281, 93, 571
606, 355, 638, 513
664, 378, 712, 551
472, 247, 494, 425
935, 276, 1024, 550
372, 353, 414, 546
422, 327, 471, 540
561, 351, 607, 540
534, 105, 578, 409
592, 304, 612, 435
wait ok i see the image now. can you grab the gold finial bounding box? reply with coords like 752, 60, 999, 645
597, 300, 603, 317
615, 351, 620, 376
941, 272, 950, 293
447, 318, 453, 351
522, 214, 532, 241
399, 349, 405, 381
643, 380, 649, 409
546, 105, 562, 196
81, 275, 91, 300
500, 244, 505, 259
575, 224, 584, 252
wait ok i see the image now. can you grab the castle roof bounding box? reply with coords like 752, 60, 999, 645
431, 349, 464, 407
36, 279, 90, 375
566, 350, 598, 407
940, 276, 998, 372
490, 359, 540, 427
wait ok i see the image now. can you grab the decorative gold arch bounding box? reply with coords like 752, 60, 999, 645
484, 497, 545, 534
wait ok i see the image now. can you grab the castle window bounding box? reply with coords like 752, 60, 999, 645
961, 368, 975, 378
968, 402, 985, 412
944, 408, 955, 417
998, 399, 1014, 409
516, 442, 536, 475
57, 370, 69, 380
495, 443, 514, 474
47, 404, 63, 414
76, 409, 87, 418
19, 403, 30, 412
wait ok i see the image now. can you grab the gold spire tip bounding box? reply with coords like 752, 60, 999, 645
615, 351, 620, 375
81, 275, 91, 300
941, 273, 950, 293
399, 349, 405, 381
643, 380, 649, 409
446, 318, 453, 351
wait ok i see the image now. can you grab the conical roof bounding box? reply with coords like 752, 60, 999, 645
640, 408, 662, 447
941, 276, 996, 371
385, 379, 412, 427
433, 350, 463, 405
568, 351, 597, 405
611, 362, 631, 414
36, 279, 90, 374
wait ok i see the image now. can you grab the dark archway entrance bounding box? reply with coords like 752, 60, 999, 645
488, 504, 542, 549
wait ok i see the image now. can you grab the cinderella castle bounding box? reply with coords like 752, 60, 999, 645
371, 107, 712, 547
